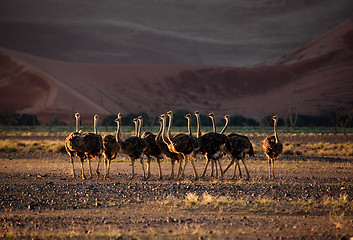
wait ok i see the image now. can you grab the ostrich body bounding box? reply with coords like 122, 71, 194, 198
65, 113, 86, 179
156, 116, 180, 179
162, 111, 199, 180
194, 112, 228, 179
116, 113, 148, 179
139, 116, 164, 179
262, 115, 283, 179
202, 112, 229, 177
82, 114, 103, 179
222, 115, 254, 180
102, 116, 121, 180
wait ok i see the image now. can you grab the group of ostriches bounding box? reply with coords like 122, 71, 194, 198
65, 111, 283, 180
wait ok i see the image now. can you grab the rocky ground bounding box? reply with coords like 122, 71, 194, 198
0, 148, 353, 239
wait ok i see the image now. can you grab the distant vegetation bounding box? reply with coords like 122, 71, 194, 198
0, 111, 352, 134
0, 113, 40, 126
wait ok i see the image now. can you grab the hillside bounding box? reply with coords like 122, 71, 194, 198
1, 19, 353, 124
1, 0, 353, 66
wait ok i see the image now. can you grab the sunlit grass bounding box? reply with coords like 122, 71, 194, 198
323, 194, 349, 207
0, 139, 66, 153
283, 141, 353, 156
152, 192, 353, 217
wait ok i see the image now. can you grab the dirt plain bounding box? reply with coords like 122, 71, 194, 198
0, 133, 353, 239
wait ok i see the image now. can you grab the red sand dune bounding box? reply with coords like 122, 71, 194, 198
1, 19, 353, 124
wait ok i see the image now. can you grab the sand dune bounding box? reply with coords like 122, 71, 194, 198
1, 19, 353, 124
1, 1, 353, 66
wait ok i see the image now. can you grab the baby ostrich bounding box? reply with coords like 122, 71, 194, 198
102, 116, 121, 180
65, 113, 86, 179
222, 115, 254, 180
82, 114, 103, 179
262, 115, 283, 179
116, 113, 148, 179
139, 116, 164, 180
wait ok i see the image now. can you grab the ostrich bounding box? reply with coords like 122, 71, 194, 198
65, 113, 86, 179
202, 112, 229, 177
156, 115, 180, 179
116, 113, 148, 179
138, 116, 164, 180
193, 112, 228, 179
221, 115, 254, 180
262, 115, 283, 179
102, 116, 121, 180
177, 113, 201, 179
82, 114, 103, 179
162, 111, 199, 180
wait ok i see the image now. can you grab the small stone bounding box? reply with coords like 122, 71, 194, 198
167, 217, 175, 223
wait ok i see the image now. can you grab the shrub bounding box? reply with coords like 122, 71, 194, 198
0, 113, 40, 126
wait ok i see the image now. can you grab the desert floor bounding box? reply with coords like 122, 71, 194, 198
0, 134, 353, 239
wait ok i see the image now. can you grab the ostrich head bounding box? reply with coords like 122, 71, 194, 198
272, 115, 278, 121
75, 112, 80, 118
208, 112, 214, 118
115, 113, 123, 123
94, 114, 99, 120
184, 113, 191, 119
223, 115, 230, 120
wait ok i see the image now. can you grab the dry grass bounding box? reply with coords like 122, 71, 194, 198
283, 142, 353, 156
154, 192, 353, 217
0, 139, 66, 153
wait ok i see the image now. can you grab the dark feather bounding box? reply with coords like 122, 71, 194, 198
83, 133, 103, 158
197, 132, 227, 158
142, 132, 162, 157
103, 134, 120, 160
263, 136, 283, 159
121, 136, 147, 159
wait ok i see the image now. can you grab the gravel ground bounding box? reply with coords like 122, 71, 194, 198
1, 149, 353, 239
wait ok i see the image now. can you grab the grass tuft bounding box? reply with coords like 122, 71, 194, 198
0, 139, 66, 153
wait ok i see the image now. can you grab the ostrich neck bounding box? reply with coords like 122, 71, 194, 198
274, 119, 279, 143
156, 121, 163, 143
187, 117, 192, 136
196, 114, 201, 138
210, 116, 216, 133
116, 119, 123, 144
167, 114, 173, 142
161, 116, 171, 145
134, 121, 139, 137
220, 118, 229, 134
138, 119, 143, 137
94, 118, 98, 134
75, 116, 80, 132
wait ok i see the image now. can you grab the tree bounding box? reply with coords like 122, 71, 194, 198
327, 109, 353, 134
282, 106, 298, 133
